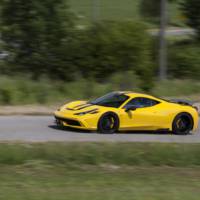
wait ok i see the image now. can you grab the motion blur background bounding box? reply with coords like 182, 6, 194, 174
1, 1, 200, 200
0, 0, 199, 104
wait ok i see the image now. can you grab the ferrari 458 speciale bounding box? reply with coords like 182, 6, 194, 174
54, 91, 198, 134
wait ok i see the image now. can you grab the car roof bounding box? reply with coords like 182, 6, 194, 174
115, 91, 163, 101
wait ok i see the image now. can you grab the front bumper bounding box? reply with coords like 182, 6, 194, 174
55, 116, 82, 127
54, 111, 97, 130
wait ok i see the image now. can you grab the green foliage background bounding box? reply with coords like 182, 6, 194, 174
181, 0, 200, 40
0, 0, 155, 93
0, 0, 199, 104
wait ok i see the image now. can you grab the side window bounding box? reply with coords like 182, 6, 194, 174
124, 97, 160, 108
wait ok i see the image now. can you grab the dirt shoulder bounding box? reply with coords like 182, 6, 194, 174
0, 105, 57, 115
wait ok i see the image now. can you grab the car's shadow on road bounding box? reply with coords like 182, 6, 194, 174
48, 125, 178, 135
48, 125, 93, 134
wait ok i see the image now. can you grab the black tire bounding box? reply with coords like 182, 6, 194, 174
172, 112, 193, 135
98, 112, 119, 134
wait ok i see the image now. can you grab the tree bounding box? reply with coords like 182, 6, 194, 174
181, 0, 200, 40
140, 0, 161, 22
140, 0, 177, 23
0, 0, 75, 79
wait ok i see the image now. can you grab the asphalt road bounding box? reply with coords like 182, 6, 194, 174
0, 116, 199, 143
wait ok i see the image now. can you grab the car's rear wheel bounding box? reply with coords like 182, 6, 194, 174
98, 112, 119, 134
172, 113, 193, 135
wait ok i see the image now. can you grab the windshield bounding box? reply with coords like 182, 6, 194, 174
90, 92, 129, 108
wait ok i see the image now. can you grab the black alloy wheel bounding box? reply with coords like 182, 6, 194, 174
98, 112, 119, 134
172, 113, 193, 135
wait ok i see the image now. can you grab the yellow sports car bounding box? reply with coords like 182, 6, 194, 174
54, 91, 199, 134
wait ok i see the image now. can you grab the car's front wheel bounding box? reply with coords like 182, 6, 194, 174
172, 112, 193, 135
98, 112, 119, 134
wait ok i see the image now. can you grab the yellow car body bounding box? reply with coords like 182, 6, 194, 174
54, 92, 199, 134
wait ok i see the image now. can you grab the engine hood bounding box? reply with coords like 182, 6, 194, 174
59, 101, 102, 113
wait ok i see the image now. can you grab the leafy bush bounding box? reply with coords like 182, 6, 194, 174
0, 75, 199, 105
0, 16, 155, 91
0, 74, 142, 105
65, 21, 154, 91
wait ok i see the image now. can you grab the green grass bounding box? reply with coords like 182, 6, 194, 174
69, 0, 183, 27
0, 73, 143, 105
1, 165, 200, 200
0, 75, 200, 105
1, 143, 200, 199
152, 79, 200, 99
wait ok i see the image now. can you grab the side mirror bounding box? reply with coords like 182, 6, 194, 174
125, 105, 137, 112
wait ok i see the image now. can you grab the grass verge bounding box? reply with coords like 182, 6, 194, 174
1, 142, 200, 199
1, 165, 200, 200
1, 142, 200, 166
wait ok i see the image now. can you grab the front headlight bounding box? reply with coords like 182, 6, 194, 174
74, 109, 99, 116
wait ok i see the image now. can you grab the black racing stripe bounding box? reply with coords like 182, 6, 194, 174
74, 103, 87, 108
74, 108, 99, 115
76, 104, 93, 110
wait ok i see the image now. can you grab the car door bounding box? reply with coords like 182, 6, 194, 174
119, 97, 162, 130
